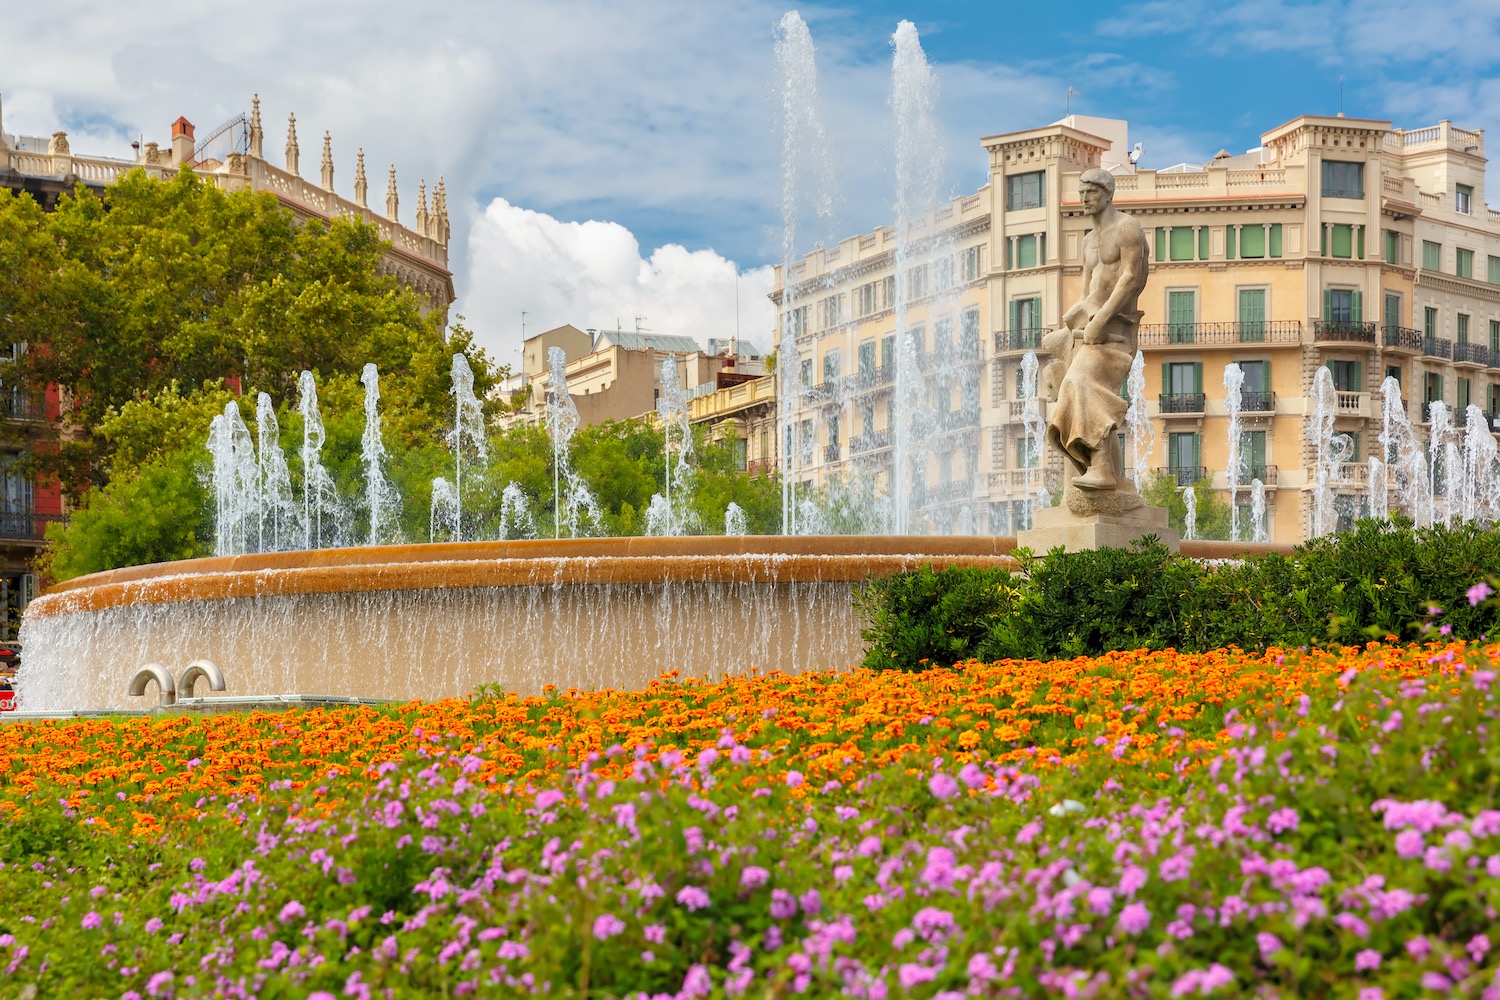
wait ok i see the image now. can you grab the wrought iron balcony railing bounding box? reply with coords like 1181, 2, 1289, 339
1383, 326, 1424, 352
1313, 320, 1378, 343
1138, 320, 1301, 346
994, 328, 1044, 352
1240, 391, 1275, 412
1157, 466, 1208, 487
0, 511, 65, 539
1159, 393, 1206, 413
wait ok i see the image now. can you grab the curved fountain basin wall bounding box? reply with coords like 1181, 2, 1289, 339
16, 536, 1021, 712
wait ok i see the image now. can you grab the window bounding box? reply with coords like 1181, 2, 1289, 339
933, 317, 953, 358
1321, 160, 1365, 198
1167, 290, 1196, 342
1016, 436, 1040, 468
1167, 432, 1201, 483
854, 282, 878, 318
881, 275, 897, 310
1240, 225, 1266, 259
881, 333, 895, 369
1491, 320, 1500, 354
1163, 362, 1203, 413
0, 453, 32, 514
1010, 297, 1043, 336
732, 437, 747, 471
906, 265, 928, 301
822, 349, 840, 386
1456, 183, 1473, 215
1384, 293, 1401, 331
1015, 233, 1041, 269
798, 419, 814, 463
961, 245, 982, 282
827, 412, 840, 454
1424, 306, 1438, 338
857, 340, 876, 376
1490, 384, 1500, 416
908, 324, 926, 356
1386, 364, 1403, 391
789, 305, 808, 337
1423, 241, 1441, 270
1328, 223, 1354, 259
820, 294, 843, 328
1457, 249, 1474, 279
960, 309, 980, 357
1238, 288, 1266, 341
1329, 359, 1362, 392
800, 358, 813, 388
861, 402, 875, 438
1325, 289, 1359, 324
1384, 230, 1400, 265
1458, 314, 1470, 349
1239, 360, 1269, 394
1240, 430, 1267, 479
1006, 171, 1044, 211
1169, 227, 1196, 261
1490, 256, 1500, 285
934, 256, 955, 291
1458, 377, 1471, 411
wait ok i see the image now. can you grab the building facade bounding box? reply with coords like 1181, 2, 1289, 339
773, 113, 1500, 543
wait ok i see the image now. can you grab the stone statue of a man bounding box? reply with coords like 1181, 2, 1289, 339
1041, 167, 1149, 501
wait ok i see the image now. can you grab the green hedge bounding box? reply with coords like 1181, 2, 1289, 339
857, 517, 1500, 669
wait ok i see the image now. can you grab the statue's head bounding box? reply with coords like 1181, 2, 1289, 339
1079, 167, 1115, 211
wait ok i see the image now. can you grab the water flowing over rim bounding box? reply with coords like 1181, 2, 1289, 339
28, 536, 1295, 618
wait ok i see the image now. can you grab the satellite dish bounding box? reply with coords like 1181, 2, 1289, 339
1128, 142, 1144, 165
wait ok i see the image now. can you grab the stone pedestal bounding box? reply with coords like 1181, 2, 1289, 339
1017, 503, 1181, 555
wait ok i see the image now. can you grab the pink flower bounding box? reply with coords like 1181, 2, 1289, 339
675, 886, 711, 912
80, 911, 102, 930
959, 763, 986, 789
592, 914, 624, 940
785, 771, 804, 788
1118, 902, 1150, 935
740, 866, 770, 890
1394, 830, 1424, 858
1354, 949, 1381, 972
928, 773, 961, 800
278, 901, 306, 923
1468, 581, 1493, 606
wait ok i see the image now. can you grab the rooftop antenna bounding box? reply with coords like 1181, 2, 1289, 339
635, 314, 649, 334
1065, 87, 1080, 116
521, 310, 528, 341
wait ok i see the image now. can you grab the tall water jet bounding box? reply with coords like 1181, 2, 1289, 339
1019, 351, 1049, 524
1250, 478, 1268, 543
773, 10, 835, 534
648, 354, 698, 536
546, 347, 601, 538
1463, 404, 1500, 523
497, 482, 539, 540
446, 353, 489, 541
298, 371, 344, 549
1223, 362, 1244, 541
429, 478, 459, 542
1183, 484, 1198, 541
888, 20, 947, 535
1307, 366, 1338, 537
1124, 351, 1153, 487
256, 393, 296, 551
1428, 400, 1453, 527
724, 502, 748, 536
360, 364, 402, 546
1367, 455, 1383, 525
207, 402, 258, 556
1378, 376, 1428, 525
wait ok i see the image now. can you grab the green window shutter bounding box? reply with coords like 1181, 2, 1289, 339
1198, 227, 1210, 259
1351, 291, 1362, 323
1323, 289, 1332, 321
1385, 294, 1400, 329
1269, 224, 1283, 257
1353, 361, 1363, 388
1039, 233, 1047, 265
1239, 225, 1264, 259
1161, 362, 1170, 395
1009, 299, 1018, 332
1192, 362, 1203, 394
1331, 225, 1353, 258
1357, 226, 1365, 260
1226, 226, 1237, 259
1239, 289, 1266, 341
1438, 374, 1445, 399
1192, 433, 1201, 471
1170, 228, 1195, 261
1321, 225, 1328, 257
1156, 228, 1167, 261
1005, 239, 1012, 270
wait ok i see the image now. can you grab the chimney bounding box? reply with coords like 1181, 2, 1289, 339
171, 116, 195, 165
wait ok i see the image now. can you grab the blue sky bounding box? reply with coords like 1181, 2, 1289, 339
3, 1, 1498, 362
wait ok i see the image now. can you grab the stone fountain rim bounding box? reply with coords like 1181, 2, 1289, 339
27, 536, 1293, 619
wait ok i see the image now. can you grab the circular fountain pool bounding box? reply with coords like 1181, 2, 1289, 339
16, 536, 1020, 712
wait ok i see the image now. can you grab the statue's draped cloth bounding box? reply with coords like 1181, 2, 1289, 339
1044, 337, 1133, 472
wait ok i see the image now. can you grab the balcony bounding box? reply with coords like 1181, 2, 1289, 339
994, 328, 1043, 353
1159, 393, 1206, 414
1138, 320, 1301, 347
1313, 320, 1377, 344
937, 407, 981, 432
852, 364, 895, 392
850, 430, 892, 454
1234, 465, 1279, 486
1383, 326, 1423, 353
1158, 466, 1208, 487
0, 393, 42, 422
822, 444, 841, 463
1336, 391, 1370, 417
746, 458, 776, 478
1241, 391, 1276, 412
925, 478, 975, 504
0, 511, 65, 540
1454, 342, 1491, 368
1421, 337, 1453, 361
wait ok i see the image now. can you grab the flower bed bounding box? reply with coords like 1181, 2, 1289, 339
1, 641, 1497, 997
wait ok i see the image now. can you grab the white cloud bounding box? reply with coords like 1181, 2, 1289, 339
463, 197, 775, 367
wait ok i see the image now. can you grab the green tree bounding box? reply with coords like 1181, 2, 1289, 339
1140, 473, 1233, 540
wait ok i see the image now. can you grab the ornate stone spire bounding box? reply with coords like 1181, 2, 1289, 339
434, 178, 450, 244
416, 180, 429, 236
248, 94, 263, 159
320, 131, 334, 191
354, 148, 368, 208
385, 164, 398, 222
285, 113, 299, 176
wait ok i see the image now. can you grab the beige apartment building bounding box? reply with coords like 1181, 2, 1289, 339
773, 113, 1500, 543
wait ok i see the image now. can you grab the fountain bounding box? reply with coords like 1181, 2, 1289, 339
1223, 363, 1243, 541
1183, 485, 1198, 541
1124, 351, 1153, 488
1019, 351, 1049, 525
361, 364, 402, 546
1249, 479, 1268, 543
256, 393, 297, 551
547, 347, 602, 539
647, 354, 698, 536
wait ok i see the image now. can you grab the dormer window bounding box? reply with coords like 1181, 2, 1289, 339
1456, 183, 1473, 215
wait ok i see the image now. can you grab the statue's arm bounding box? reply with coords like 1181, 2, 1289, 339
1083, 220, 1149, 344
